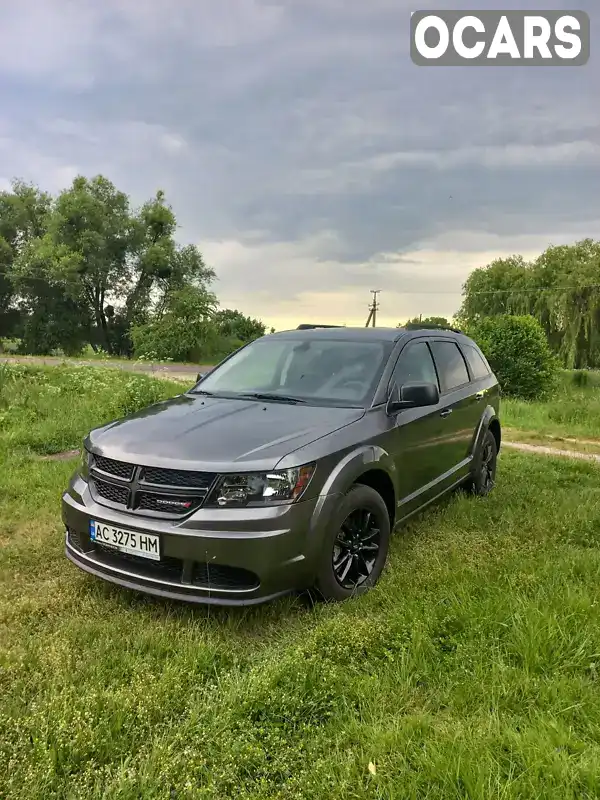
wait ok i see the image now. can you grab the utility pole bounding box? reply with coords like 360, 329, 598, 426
365, 289, 380, 327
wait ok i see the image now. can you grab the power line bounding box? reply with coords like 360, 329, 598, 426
381, 283, 600, 297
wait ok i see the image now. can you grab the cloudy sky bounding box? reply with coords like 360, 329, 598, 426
1, 0, 598, 329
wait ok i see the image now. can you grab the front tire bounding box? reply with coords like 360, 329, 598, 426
468, 428, 498, 496
314, 484, 391, 602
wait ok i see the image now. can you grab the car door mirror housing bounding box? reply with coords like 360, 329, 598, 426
386, 381, 440, 413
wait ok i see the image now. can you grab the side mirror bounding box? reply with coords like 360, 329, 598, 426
386, 381, 439, 414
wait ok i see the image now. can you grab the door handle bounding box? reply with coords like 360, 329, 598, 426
474, 391, 485, 400
439, 408, 453, 418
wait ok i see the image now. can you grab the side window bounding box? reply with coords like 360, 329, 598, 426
462, 344, 490, 380
430, 341, 469, 393
392, 341, 439, 388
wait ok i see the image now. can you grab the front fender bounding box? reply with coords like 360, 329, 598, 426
306, 445, 396, 558
319, 445, 396, 499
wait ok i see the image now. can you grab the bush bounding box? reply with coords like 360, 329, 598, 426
131, 286, 219, 363
114, 377, 170, 417
467, 315, 559, 400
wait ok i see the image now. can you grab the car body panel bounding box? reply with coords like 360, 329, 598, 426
62, 325, 501, 605
87, 394, 366, 474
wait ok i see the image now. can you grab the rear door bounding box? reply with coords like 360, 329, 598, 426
428, 339, 480, 481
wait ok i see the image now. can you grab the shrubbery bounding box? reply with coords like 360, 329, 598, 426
131, 288, 265, 364
467, 315, 559, 400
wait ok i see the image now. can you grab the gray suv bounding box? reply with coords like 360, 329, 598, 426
63, 325, 501, 605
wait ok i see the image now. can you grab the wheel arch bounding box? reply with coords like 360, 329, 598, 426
471, 405, 501, 457
315, 445, 398, 528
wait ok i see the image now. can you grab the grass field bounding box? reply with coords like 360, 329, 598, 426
503, 370, 600, 441
2, 365, 600, 798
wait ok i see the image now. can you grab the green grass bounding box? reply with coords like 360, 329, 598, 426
2, 366, 600, 798
503, 370, 600, 440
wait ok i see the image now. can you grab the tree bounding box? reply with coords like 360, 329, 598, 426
10, 175, 214, 356
131, 284, 219, 362
457, 241, 600, 368
457, 256, 533, 325
0, 180, 52, 339
530, 240, 600, 369
213, 309, 266, 342
466, 315, 559, 400
401, 315, 451, 329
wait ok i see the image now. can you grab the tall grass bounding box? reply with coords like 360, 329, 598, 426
503, 370, 600, 439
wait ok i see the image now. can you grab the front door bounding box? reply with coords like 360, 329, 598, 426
387, 339, 447, 511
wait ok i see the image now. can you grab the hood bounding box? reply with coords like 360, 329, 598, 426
87, 393, 364, 472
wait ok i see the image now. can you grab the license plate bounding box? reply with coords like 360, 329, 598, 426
89, 520, 160, 561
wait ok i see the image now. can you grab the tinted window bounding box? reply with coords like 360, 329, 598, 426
392, 341, 439, 388
463, 344, 490, 380
430, 341, 469, 392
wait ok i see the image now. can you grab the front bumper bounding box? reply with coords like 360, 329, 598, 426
62, 474, 342, 606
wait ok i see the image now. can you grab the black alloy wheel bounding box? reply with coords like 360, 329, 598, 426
314, 484, 391, 601
480, 437, 495, 492
469, 428, 498, 496
333, 508, 381, 590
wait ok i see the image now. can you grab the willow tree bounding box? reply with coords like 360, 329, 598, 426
530, 240, 600, 369
458, 240, 600, 368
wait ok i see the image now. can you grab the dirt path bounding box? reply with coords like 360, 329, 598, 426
0, 355, 210, 383
502, 441, 600, 464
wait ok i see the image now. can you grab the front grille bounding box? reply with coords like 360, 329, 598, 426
93, 455, 134, 480
93, 545, 184, 582
67, 527, 93, 554
141, 466, 217, 489
89, 455, 217, 517
192, 563, 259, 591
81, 541, 260, 592
94, 479, 130, 506
137, 492, 203, 514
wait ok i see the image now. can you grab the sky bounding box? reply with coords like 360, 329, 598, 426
0, 0, 598, 330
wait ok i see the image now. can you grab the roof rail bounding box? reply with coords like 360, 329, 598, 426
403, 322, 463, 334
296, 324, 345, 330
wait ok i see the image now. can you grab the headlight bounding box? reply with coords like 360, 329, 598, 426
79, 447, 91, 481
207, 464, 315, 508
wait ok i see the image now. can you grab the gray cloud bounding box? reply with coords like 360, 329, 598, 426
0, 0, 599, 325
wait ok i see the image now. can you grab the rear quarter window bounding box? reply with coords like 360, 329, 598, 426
462, 344, 491, 380
430, 340, 470, 393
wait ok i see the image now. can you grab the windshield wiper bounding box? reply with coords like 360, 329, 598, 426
189, 388, 215, 396
236, 392, 307, 404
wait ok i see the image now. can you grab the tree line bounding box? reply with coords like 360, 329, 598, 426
0, 176, 267, 361
3, 174, 598, 372
457, 239, 600, 369
400, 240, 600, 372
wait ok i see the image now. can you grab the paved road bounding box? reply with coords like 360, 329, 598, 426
0, 355, 212, 382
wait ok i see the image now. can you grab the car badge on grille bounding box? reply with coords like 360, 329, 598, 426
155, 498, 192, 509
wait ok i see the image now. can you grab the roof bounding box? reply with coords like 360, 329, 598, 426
266, 325, 468, 343
269, 326, 404, 342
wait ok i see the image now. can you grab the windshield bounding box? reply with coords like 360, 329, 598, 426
191, 337, 390, 406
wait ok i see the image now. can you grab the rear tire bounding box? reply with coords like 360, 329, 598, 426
314, 484, 391, 602
468, 428, 497, 496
